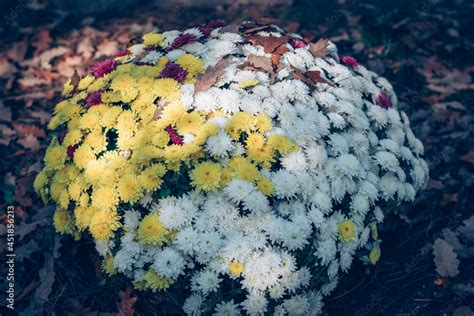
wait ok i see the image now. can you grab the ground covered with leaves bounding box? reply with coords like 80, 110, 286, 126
0, 0, 473, 314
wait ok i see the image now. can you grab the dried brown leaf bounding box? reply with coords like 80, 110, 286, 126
194, 59, 230, 94
310, 38, 329, 58
17, 134, 41, 152
117, 288, 137, 316
271, 45, 290, 66
218, 24, 240, 34
77, 36, 94, 59
13, 123, 46, 138
95, 40, 119, 58
246, 34, 289, 53
242, 55, 273, 73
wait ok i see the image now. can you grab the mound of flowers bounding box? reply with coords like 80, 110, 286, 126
34, 20, 428, 315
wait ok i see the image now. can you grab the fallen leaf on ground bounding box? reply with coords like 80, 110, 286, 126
433, 238, 460, 277
117, 288, 137, 316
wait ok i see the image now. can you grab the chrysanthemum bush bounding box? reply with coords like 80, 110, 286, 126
34, 20, 429, 315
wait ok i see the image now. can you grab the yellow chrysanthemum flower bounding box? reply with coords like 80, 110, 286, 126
226, 112, 255, 139
220, 167, 233, 187
53, 209, 74, 235
84, 159, 107, 183
175, 112, 204, 134
254, 114, 272, 132
142, 32, 164, 47
62, 129, 82, 147
84, 130, 107, 153
143, 269, 174, 292
267, 134, 298, 156
176, 54, 204, 77
100, 106, 123, 128
79, 111, 101, 130
77, 75, 94, 90
89, 209, 121, 240
369, 247, 381, 265
151, 130, 170, 148
160, 102, 187, 125
33, 170, 49, 198
101, 255, 117, 276
91, 186, 118, 211
117, 174, 142, 203
154, 78, 181, 101
233, 160, 260, 183
229, 261, 244, 278
189, 162, 222, 191
239, 78, 259, 88
62, 78, 74, 95
110, 74, 139, 103
246, 133, 265, 150
137, 213, 170, 246
116, 110, 138, 134
73, 144, 95, 169
139, 164, 167, 190
87, 75, 110, 92
74, 206, 95, 231
338, 218, 357, 242
257, 176, 274, 195
247, 145, 275, 168
371, 223, 379, 240
44, 143, 67, 170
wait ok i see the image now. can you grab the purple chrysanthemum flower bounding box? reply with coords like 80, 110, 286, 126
340, 55, 359, 68
167, 33, 197, 51
85, 91, 102, 109
160, 62, 188, 83
377, 91, 392, 109
289, 38, 306, 49
90, 59, 117, 78
165, 126, 184, 145
67, 144, 78, 159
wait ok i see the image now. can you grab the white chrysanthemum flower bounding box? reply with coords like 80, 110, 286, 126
183, 294, 205, 316
242, 191, 270, 213
140, 51, 162, 65
212, 300, 240, 316
224, 179, 255, 202
272, 170, 300, 199
205, 131, 234, 157
374, 151, 400, 171
191, 269, 222, 294
123, 210, 141, 230
218, 88, 241, 114
283, 295, 311, 316
281, 150, 307, 172
239, 94, 262, 114
166, 49, 186, 61
152, 247, 185, 279
314, 238, 337, 265
194, 90, 218, 112
175, 228, 200, 255
241, 292, 268, 316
